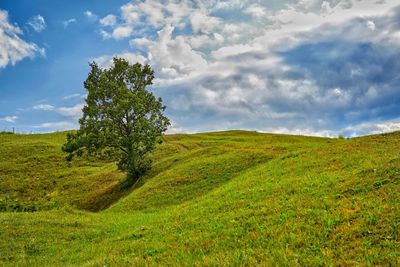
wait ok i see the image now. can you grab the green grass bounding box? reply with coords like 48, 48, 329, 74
0, 130, 399, 266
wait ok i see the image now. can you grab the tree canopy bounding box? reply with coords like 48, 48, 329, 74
63, 58, 170, 180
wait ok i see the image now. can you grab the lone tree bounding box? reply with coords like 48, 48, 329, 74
63, 58, 170, 181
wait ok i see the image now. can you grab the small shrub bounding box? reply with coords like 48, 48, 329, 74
0, 131, 14, 134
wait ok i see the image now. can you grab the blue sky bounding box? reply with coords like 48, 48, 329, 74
1, 0, 400, 137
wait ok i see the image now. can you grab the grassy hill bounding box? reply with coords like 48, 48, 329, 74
0, 130, 399, 266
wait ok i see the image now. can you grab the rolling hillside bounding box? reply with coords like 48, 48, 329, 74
0, 130, 399, 266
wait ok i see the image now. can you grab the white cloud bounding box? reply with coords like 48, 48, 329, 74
211, 44, 254, 59
33, 104, 54, 111
57, 104, 84, 119
149, 24, 208, 78
186, 33, 224, 50
166, 120, 190, 134
63, 93, 83, 100
214, 33, 224, 43
33, 121, 78, 131
63, 18, 76, 28
366, 20, 376, 31
262, 116, 400, 138
93, 52, 147, 69
84, 10, 97, 21
99, 30, 111, 39
102, 0, 193, 40
27, 15, 46, 32
0, 116, 18, 123
342, 119, 400, 137
0, 10, 45, 68
32, 102, 84, 119
130, 37, 154, 49
93, 0, 400, 136
244, 4, 268, 18
121, 2, 141, 24
266, 0, 400, 37
133, 1, 165, 27
101, 25, 133, 39
112, 26, 133, 39
100, 14, 117, 27
189, 11, 221, 34
260, 127, 337, 138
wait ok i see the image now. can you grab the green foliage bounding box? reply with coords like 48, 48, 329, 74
1, 130, 400, 266
62, 58, 170, 180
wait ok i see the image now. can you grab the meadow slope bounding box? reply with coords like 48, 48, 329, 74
0, 130, 399, 266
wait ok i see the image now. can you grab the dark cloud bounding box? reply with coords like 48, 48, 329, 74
279, 8, 400, 126
147, 3, 400, 136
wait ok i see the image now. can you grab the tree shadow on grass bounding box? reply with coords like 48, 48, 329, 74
75, 141, 286, 212
75, 152, 190, 212
76, 175, 141, 212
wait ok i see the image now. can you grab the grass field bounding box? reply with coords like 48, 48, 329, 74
0, 130, 399, 266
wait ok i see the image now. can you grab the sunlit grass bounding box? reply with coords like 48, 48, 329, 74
0, 130, 399, 265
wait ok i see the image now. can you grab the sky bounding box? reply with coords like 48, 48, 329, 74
1, 0, 400, 137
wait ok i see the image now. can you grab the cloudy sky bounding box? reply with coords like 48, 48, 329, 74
1, 0, 400, 137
